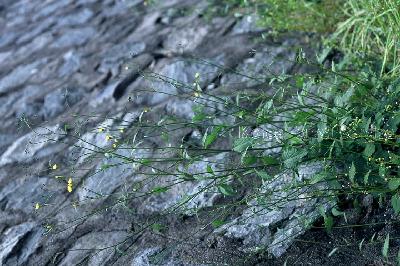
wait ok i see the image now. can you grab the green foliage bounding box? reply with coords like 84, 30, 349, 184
258, 0, 346, 33
382, 233, 390, 259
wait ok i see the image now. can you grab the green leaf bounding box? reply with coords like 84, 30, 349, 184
391, 194, 400, 214
324, 215, 333, 233
151, 223, 164, 232
288, 136, 303, 145
319, 206, 333, 233
310, 171, 327, 185
206, 165, 214, 175
263, 99, 273, 111
234, 110, 246, 119
282, 148, 307, 169
349, 162, 356, 184
255, 170, 272, 180
332, 207, 344, 217
192, 106, 207, 122
317, 122, 327, 142
211, 219, 226, 228
379, 164, 386, 179
389, 178, 400, 191
364, 170, 371, 185
296, 76, 304, 88
203, 126, 223, 148
101, 164, 112, 170
182, 173, 195, 181
363, 143, 375, 158
362, 117, 371, 133
290, 111, 314, 125
140, 158, 151, 166
261, 156, 279, 165
217, 184, 235, 196
382, 233, 390, 258
233, 137, 254, 153
241, 154, 257, 165
152, 186, 169, 194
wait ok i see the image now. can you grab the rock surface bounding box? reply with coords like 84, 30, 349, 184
0, 0, 325, 265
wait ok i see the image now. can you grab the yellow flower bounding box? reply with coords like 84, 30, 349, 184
105, 135, 112, 141
98, 127, 104, 133
193, 92, 200, 97
35, 203, 40, 210
143, 107, 150, 113
112, 143, 117, 148
67, 178, 73, 193
195, 72, 200, 79
119, 128, 124, 133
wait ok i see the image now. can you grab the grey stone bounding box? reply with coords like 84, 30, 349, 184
58, 50, 81, 77
130, 247, 187, 266
0, 222, 37, 265
51, 27, 97, 48
131, 247, 163, 266
42, 87, 85, 119
102, 1, 135, 17
98, 42, 146, 75
0, 31, 17, 48
0, 175, 59, 212
58, 231, 130, 266
137, 59, 218, 106
0, 224, 43, 266
78, 143, 153, 201
30, 58, 63, 84
0, 134, 16, 154
16, 16, 55, 45
140, 153, 228, 214
15, 98, 43, 118
220, 45, 296, 87
15, 33, 53, 59
89, 82, 119, 107
93, 54, 153, 106
216, 162, 334, 257
231, 15, 264, 34
8, 85, 42, 118
162, 22, 209, 53
70, 112, 140, 164
0, 89, 23, 117
69, 118, 116, 164
56, 8, 94, 27
41, 88, 84, 119
0, 124, 65, 166
75, 0, 99, 4
32, 0, 72, 22
0, 51, 11, 66
0, 60, 42, 94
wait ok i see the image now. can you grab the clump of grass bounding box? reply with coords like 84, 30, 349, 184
332, 0, 400, 76
257, 0, 346, 33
